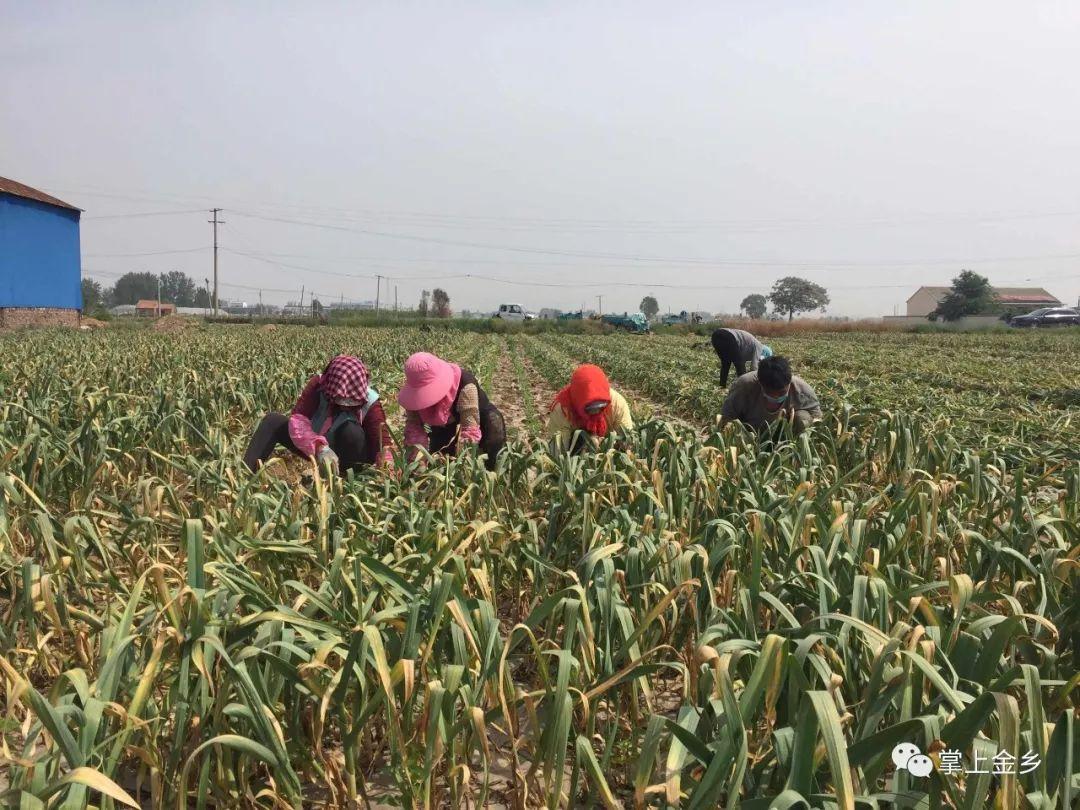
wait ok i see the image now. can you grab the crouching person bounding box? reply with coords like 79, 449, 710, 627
243, 355, 393, 474
720, 355, 821, 435
397, 352, 507, 470
546, 364, 633, 453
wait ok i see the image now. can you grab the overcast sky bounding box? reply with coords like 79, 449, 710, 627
3, 2, 1080, 316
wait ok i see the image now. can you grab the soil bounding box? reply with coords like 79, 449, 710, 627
152, 315, 200, 333
517, 354, 558, 428
79, 317, 108, 330
0, 307, 80, 330
259, 323, 279, 332
493, 341, 529, 438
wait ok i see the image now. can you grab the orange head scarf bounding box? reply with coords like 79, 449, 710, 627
551, 364, 612, 436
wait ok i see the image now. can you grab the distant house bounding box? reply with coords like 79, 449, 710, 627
905, 286, 1060, 317
0, 176, 82, 328
135, 299, 175, 317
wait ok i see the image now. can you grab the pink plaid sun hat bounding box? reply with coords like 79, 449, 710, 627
320, 355, 370, 403
398, 352, 456, 411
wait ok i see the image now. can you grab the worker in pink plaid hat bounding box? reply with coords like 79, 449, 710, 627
244, 354, 394, 474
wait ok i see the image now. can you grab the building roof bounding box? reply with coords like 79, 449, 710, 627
906, 285, 1060, 304
0, 177, 81, 212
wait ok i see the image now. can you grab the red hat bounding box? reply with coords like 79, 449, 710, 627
552, 364, 611, 436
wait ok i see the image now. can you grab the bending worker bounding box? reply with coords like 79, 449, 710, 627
720, 355, 821, 434
546, 364, 633, 453
711, 327, 773, 387
398, 351, 507, 470
243, 354, 394, 473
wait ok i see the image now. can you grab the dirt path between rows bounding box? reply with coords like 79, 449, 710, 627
517, 352, 558, 430
492, 339, 531, 439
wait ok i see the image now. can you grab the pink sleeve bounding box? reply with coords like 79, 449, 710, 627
288, 413, 327, 458
459, 424, 482, 444
288, 376, 328, 458
404, 410, 429, 459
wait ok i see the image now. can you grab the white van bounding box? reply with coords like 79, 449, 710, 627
495, 303, 528, 321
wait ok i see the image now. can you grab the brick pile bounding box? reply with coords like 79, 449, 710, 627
0, 307, 80, 330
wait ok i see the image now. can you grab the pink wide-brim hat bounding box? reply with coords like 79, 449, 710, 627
398, 352, 456, 411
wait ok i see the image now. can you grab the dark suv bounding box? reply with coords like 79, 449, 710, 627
1008, 307, 1080, 327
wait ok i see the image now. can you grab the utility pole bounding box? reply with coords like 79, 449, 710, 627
299, 285, 305, 316
375, 275, 382, 315
597, 295, 603, 316
394, 285, 398, 313
208, 209, 224, 315
156, 274, 162, 317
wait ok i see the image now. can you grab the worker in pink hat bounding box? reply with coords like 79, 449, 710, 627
398, 351, 506, 470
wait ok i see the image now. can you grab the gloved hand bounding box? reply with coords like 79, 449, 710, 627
316, 445, 340, 474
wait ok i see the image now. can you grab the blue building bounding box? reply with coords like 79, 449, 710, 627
0, 177, 82, 326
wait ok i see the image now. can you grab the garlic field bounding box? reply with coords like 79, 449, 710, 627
1, 326, 1077, 809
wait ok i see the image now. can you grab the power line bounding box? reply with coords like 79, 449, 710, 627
83, 209, 206, 220
85, 247, 208, 258
48, 183, 1080, 232
229, 209, 1080, 269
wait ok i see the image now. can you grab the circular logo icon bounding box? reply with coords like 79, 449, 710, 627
891, 743, 921, 770
907, 754, 934, 778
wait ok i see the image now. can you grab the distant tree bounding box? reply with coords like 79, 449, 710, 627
931, 270, 997, 322
639, 295, 659, 321
418, 290, 430, 317
81, 278, 105, 313
110, 272, 160, 305
193, 287, 212, 308
739, 293, 767, 319
158, 270, 199, 306
432, 288, 451, 318
768, 276, 830, 321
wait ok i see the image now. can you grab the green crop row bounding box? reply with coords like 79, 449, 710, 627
0, 326, 1076, 809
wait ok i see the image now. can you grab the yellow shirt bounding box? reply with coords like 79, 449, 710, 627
545, 388, 634, 449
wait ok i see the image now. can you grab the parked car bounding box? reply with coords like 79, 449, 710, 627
494, 303, 527, 321
1008, 307, 1080, 328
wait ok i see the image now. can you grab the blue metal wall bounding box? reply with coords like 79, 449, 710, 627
0, 194, 82, 309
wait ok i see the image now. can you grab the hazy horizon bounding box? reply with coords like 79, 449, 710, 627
4, 2, 1079, 316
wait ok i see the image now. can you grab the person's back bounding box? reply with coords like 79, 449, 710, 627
711, 328, 769, 386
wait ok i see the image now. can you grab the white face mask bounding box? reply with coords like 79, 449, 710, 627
335, 397, 363, 407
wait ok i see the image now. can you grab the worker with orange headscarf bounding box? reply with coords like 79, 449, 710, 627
546, 364, 634, 452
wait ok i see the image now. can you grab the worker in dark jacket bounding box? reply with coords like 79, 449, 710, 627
243, 355, 394, 473
720, 355, 821, 434
398, 351, 506, 470
711, 327, 773, 386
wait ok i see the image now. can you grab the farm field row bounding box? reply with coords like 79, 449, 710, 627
0, 325, 1077, 809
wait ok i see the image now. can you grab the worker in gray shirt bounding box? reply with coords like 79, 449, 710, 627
711, 327, 773, 386
720, 356, 822, 434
